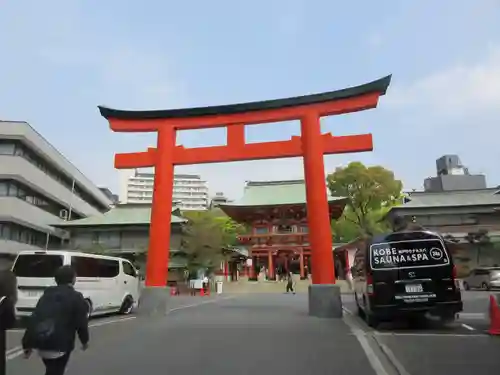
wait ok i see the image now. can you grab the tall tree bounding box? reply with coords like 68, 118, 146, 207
181, 210, 245, 272
181, 211, 226, 272
209, 208, 247, 246
327, 162, 402, 237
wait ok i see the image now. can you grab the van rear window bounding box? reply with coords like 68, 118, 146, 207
12, 254, 64, 277
370, 239, 450, 270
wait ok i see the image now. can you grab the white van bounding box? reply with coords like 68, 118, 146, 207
12, 250, 140, 318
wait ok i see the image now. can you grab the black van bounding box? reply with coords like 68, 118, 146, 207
351, 230, 463, 327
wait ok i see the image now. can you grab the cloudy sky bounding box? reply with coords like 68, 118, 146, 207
1, 0, 500, 200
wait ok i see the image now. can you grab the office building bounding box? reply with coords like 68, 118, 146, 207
99, 187, 119, 205
424, 155, 487, 192
0, 121, 113, 265
119, 169, 209, 211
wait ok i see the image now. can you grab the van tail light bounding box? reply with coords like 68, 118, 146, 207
366, 271, 374, 296
452, 265, 457, 280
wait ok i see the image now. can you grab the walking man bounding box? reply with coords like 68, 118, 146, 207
22, 266, 90, 375
285, 272, 295, 294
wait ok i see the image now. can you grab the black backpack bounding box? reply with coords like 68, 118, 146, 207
30, 291, 69, 350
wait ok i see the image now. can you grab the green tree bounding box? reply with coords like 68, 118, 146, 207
327, 162, 402, 237
218, 217, 247, 247
208, 208, 247, 247
181, 210, 230, 273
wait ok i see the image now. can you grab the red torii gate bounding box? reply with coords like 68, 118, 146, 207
98, 75, 391, 311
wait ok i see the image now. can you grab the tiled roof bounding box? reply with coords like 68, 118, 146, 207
53, 205, 187, 227
394, 189, 500, 209
221, 180, 347, 207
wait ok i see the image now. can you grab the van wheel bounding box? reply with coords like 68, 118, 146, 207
463, 282, 470, 291
482, 282, 490, 291
119, 295, 134, 315
85, 299, 93, 319
365, 312, 379, 328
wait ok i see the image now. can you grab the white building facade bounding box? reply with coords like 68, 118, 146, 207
0, 121, 113, 265
119, 169, 209, 211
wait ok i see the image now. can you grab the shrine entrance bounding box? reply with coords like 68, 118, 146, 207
276, 250, 310, 280
99, 74, 391, 317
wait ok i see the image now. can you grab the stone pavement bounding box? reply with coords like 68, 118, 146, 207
7, 293, 376, 374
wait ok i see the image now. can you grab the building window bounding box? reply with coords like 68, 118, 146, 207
7, 141, 107, 212
0, 141, 15, 155
254, 227, 268, 234
0, 182, 7, 196
0, 221, 60, 249
92, 231, 121, 248
0, 179, 82, 219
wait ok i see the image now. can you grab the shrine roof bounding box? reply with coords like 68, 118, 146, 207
219, 180, 347, 208
53, 204, 186, 228
98, 75, 391, 120
393, 188, 500, 210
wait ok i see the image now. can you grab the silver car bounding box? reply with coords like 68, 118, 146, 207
463, 268, 500, 290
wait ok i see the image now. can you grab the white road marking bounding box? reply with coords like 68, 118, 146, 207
6, 349, 24, 361
6, 296, 236, 361
167, 295, 236, 313
372, 336, 413, 375
374, 331, 487, 338
6, 346, 22, 355
88, 316, 136, 327
461, 323, 476, 331
342, 307, 353, 315
459, 313, 486, 320
342, 308, 390, 375
5, 318, 136, 360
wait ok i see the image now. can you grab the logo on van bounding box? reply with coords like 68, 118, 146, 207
429, 247, 444, 261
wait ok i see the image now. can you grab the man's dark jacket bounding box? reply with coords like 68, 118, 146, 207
22, 285, 89, 353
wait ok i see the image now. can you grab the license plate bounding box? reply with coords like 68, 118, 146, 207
405, 284, 423, 293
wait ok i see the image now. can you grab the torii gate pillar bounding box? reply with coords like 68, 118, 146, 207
99, 75, 391, 317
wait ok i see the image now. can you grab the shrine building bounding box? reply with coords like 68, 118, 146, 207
219, 180, 347, 281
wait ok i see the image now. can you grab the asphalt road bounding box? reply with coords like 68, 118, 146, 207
6, 293, 379, 375
5, 291, 500, 374
342, 290, 500, 375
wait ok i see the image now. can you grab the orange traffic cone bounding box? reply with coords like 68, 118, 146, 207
205, 287, 210, 296
488, 294, 500, 335
200, 287, 205, 297
170, 286, 177, 296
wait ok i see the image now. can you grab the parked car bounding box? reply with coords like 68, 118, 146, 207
463, 267, 500, 290
352, 230, 462, 327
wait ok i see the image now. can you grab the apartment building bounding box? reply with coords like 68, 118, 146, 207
0, 121, 113, 265
210, 192, 231, 209
119, 169, 209, 210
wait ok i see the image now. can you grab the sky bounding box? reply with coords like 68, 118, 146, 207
1, 0, 500, 200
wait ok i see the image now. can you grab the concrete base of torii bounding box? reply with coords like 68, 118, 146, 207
308, 284, 343, 318
136, 286, 170, 317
